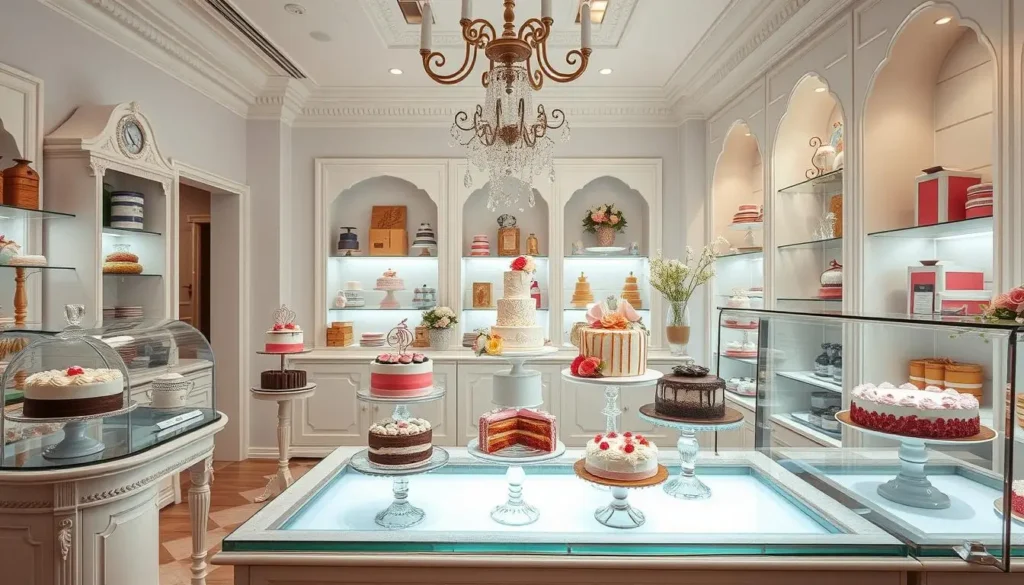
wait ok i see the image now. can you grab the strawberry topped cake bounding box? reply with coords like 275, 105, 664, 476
370, 353, 432, 398
1012, 480, 1024, 517
264, 305, 303, 353
584, 431, 659, 481
850, 382, 980, 439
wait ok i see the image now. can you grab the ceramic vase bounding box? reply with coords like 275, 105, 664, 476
428, 328, 452, 351
665, 301, 691, 357
596, 225, 616, 247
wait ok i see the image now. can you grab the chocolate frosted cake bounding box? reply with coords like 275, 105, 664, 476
367, 418, 433, 467
655, 364, 726, 419
260, 369, 307, 390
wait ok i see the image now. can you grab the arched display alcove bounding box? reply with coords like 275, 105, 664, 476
459, 178, 550, 338
863, 7, 996, 314
711, 121, 764, 389
323, 174, 440, 340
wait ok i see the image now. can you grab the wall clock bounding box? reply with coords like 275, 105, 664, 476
117, 115, 145, 157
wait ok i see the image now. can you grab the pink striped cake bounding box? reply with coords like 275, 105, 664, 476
470, 234, 490, 256
584, 431, 659, 481
265, 305, 304, 353
370, 353, 433, 398
732, 204, 761, 224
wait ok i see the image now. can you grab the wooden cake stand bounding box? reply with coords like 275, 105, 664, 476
573, 459, 668, 529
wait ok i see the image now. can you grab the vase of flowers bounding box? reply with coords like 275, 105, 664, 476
421, 306, 458, 350
582, 204, 627, 247
981, 285, 1024, 324
650, 237, 728, 356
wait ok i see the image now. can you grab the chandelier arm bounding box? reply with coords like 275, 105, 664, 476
517, 98, 538, 148
420, 19, 494, 86
546, 107, 567, 130
453, 110, 477, 133
536, 40, 592, 83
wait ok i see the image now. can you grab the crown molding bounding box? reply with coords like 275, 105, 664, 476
359, 0, 639, 49
249, 77, 313, 125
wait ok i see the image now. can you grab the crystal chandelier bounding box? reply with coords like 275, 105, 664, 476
419, 0, 593, 89
451, 64, 569, 211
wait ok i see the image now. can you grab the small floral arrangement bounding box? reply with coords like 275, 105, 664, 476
582, 204, 627, 233
510, 255, 536, 273
421, 306, 457, 329
570, 355, 605, 378
473, 332, 504, 356
585, 296, 646, 332
650, 238, 728, 304
981, 284, 1024, 323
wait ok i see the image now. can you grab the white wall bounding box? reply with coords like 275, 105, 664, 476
0, 1, 246, 183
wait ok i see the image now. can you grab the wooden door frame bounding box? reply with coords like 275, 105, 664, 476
187, 213, 211, 333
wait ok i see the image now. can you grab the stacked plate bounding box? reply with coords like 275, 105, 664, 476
965, 183, 993, 219
360, 332, 386, 348
463, 331, 480, 348
114, 306, 143, 319
102, 307, 115, 321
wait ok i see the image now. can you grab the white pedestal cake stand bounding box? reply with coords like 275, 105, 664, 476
4, 402, 139, 460
836, 410, 996, 509
728, 220, 763, 251
637, 404, 744, 500
352, 384, 448, 529
473, 346, 561, 526
559, 369, 663, 433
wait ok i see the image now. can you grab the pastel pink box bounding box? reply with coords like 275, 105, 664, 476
937, 291, 991, 316
915, 169, 981, 225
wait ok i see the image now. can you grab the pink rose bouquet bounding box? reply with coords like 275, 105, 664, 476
582, 204, 627, 233
981, 285, 1024, 323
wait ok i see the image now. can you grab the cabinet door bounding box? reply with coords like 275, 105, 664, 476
619, 386, 673, 444
291, 362, 369, 448
371, 362, 457, 446
455, 363, 555, 443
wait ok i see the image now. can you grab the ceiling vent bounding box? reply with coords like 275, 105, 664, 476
576, 0, 609, 24
205, 0, 306, 79
398, 1, 435, 25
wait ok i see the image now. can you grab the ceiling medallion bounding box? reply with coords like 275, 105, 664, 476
419, 0, 593, 89
451, 64, 569, 211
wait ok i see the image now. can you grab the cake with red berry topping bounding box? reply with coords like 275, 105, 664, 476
850, 382, 980, 439
264, 305, 303, 352
369, 353, 432, 398
23, 366, 124, 417
1012, 481, 1024, 517
367, 418, 433, 467
584, 431, 658, 481
478, 408, 557, 453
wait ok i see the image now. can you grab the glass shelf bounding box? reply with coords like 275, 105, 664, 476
867, 216, 993, 239
716, 250, 763, 259
103, 273, 163, 278
463, 308, 549, 312
777, 169, 843, 196
720, 306, 1024, 331
0, 204, 75, 221
330, 255, 437, 260
462, 255, 549, 259
102, 226, 163, 237
328, 307, 425, 311
563, 308, 651, 312
564, 255, 648, 260
777, 237, 841, 251
776, 297, 842, 303
776, 370, 842, 393
0, 264, 75, 271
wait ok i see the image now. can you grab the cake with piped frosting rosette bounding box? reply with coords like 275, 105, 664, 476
264, 305, 303, 353
849, 382, 980, 439
367, 417, 433, 467
23, 366, 124, 418
584, 431, 658, 481
369, 353, 432, 398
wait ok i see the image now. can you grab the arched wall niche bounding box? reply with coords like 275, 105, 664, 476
563, 176, 649, 255
461, 178, 548, 256
712, 120, 762, 252
863, 4, 997, 234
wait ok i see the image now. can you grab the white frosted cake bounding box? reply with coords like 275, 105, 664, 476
23, 366, 124, 418
490, 257, 544, 349
265, 305, 303, 353
850, 382, 980, 438
375, 269, 404, 291
584, 431, 658, 481
576, 298, 648, 377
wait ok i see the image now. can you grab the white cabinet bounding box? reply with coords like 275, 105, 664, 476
290, 361, 369, 448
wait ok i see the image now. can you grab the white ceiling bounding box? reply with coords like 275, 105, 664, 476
232, 0, 730, 89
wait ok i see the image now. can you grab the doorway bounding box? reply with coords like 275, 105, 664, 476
186, 214, 212, 341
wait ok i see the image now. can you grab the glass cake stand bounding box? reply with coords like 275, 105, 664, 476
466, 438, 567, 526
347, 447, 450, 529
355, 384, 446, 422
637, 404, 745, 500
836, 410, 996, 509
573, 459, 669, 529
5, 401, 139, 460
560, 369, 662, 434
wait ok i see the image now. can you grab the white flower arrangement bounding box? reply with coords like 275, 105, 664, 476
422, 306, 458, 329
650, 237, 729, 306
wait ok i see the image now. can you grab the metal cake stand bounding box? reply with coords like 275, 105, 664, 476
637, 404, 744, 500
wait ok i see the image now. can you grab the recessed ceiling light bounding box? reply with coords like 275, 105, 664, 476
599, 68, 613, 75
389, 68, 403, 75
814, 87, 827, 93
744, 132, 751, 137
935, 16, 952, 25
310, 30, 332, 42
284, 3, 305, 15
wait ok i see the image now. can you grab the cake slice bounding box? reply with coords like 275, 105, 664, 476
478, 408, 556, 454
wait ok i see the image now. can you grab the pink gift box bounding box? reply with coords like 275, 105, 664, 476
915, 168, 981, 225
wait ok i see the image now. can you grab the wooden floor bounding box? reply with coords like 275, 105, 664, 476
158, 458, 318, 585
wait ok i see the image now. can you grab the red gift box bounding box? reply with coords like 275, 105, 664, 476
907, 264, 985, 314
915, 168, 981, 225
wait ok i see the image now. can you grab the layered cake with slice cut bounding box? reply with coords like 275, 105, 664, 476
478, 408, 557, 453
732, 204, 761, 224
577, 298, 647, 377
370, 353, 432, 398
264, 305, 303, 352
490, 256, 545, 349
850, 382, 980, 438
23, 366, 125, 418
584, 431, 658, 481
367, 418, 433, 467
655, 364, 726, 419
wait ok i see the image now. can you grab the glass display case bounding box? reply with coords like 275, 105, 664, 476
1, 307, 219, 469
718, 307, 1023, 568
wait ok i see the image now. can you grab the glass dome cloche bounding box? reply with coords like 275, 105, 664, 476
1, 305, 219, 469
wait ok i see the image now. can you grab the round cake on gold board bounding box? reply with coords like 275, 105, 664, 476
638, 403, 744, 426
572, 458, 669, 489
835, 410, 996, 442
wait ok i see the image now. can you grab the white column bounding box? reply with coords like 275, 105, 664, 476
188, 457, 213, 585
276, 399, 294, 490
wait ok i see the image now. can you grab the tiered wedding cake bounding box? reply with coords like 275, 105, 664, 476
491, 256, 544, 350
